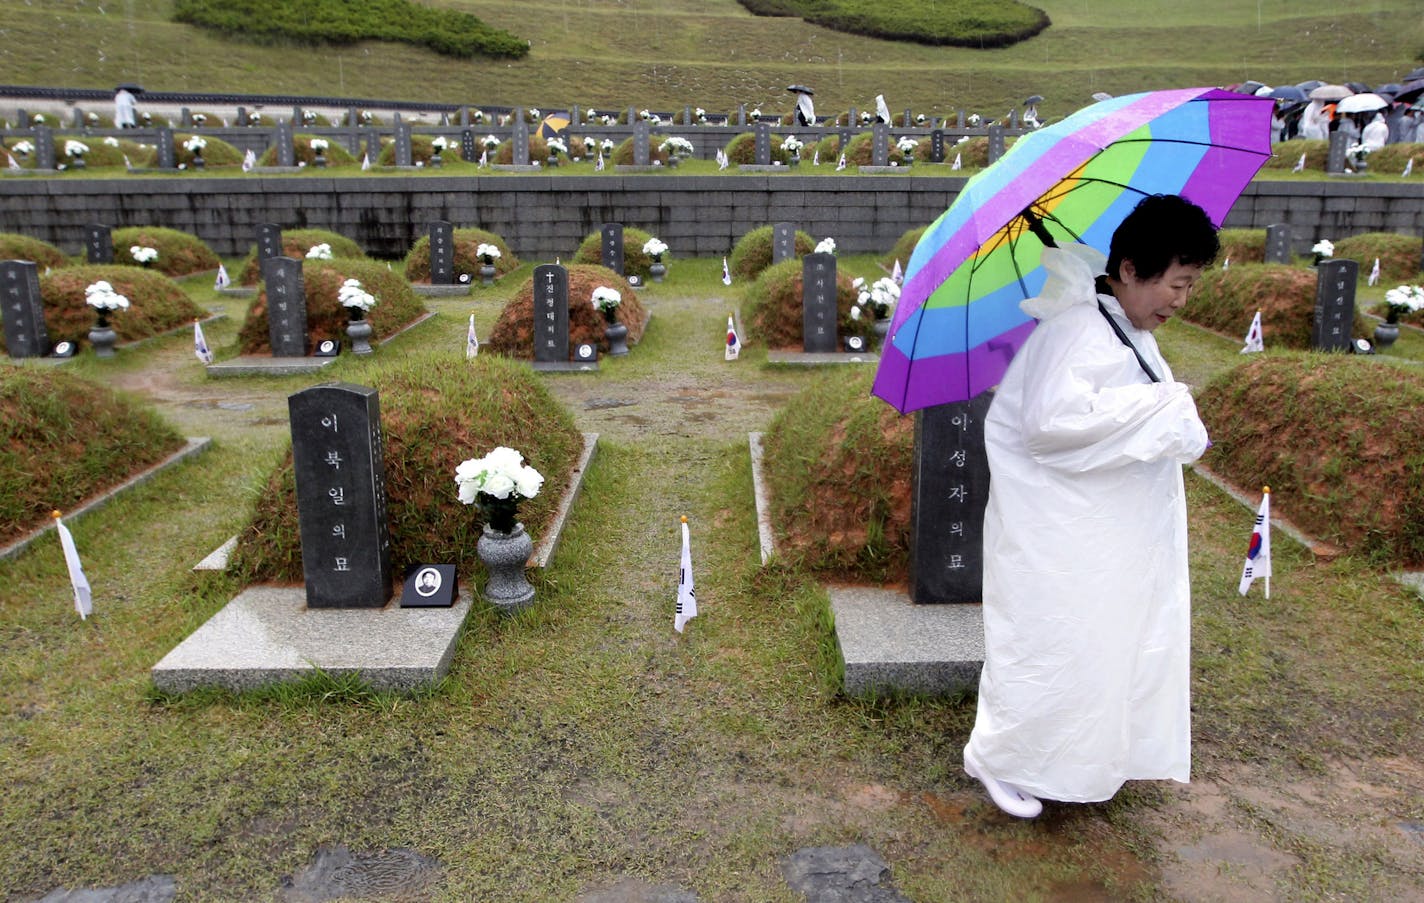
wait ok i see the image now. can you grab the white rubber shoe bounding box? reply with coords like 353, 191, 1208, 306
964, 748, 1043, 819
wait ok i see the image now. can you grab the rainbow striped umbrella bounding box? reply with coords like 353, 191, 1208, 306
871, 88, 1274, 413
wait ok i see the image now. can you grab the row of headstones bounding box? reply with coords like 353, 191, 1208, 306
746, 121, 1006, 167
1262, 222, 1365, 352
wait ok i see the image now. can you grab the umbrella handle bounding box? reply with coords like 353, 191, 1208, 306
1022, 207, 1057, 249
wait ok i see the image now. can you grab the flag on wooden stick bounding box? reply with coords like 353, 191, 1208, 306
466, 313, 479, 359
725, 315, 741, 360
52, 511, 92, 620
721, 257, 732, 286
1238, 488, 1271, 598
194, 319, 214, 363
675, 516, 697, 633
1240, 310, 1263, 354
213, 263, 230, 290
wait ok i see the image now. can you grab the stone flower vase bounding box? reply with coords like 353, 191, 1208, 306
1374, 309, 1401, 350
69, 154, 86, 171
476, 493, 535, 613
88, 307, 117, 358
603, 308, 629, 356
873, 316, 891, 346
345, 307, 374, 355
313, 150, 327, 168
649, 257, 667, 283
480, 259, 497, 285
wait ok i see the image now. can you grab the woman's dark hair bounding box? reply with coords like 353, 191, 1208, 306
1106, 194, 1219, 281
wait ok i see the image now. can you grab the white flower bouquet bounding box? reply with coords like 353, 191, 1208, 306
643, 237, 668, 258
86, 112, 100, 125
338, 278, 376, 312
602, 115, 616, 126
1346, 143, 1371, 168
129, 245, 158, 265
782, 135, 804, 155
583, 136, 596, 152
183, 135, 206, 153
639, 109, 652, 121
455, 446, 544, 532
591, 286, 622, 313
305, 243, 334, 260
814, 237, 837, 255
482, 135, 501, 150
31, 113, 45, 125
476, 243, 502, 264
1384, 284, 1424, 319
64, 140, 89, 158
430, 136, 448, 151
695, 107, 707, 124
587, 109, 600, 123
471, 110, 486, 124
1311, 239, 1334, 262
750, 108, 762, 122
600, 138, 614, 154
103, 136, 120, 147
659, 136, 693, 157
11, 140, 34, 157
85, 280, 130, 311
191, 113, 207, 125
852, 276, 900, 319
546, 137, 568, 155
310, 138, 329, 153
915, 113, 927, 125
897, 136, 919, 154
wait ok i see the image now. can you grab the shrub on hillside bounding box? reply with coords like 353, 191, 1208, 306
5, 265, 207, 352
236, 229, 365, 284
237, 258, 427, 354
571, 227, 662, 283
0, 366, 185, 546
486, 265, 645, 359
1181, 263, 1370, 349
729, 224, 815, 282
1216, 228, 1267, 265
112, 226, 220, 277
744, 257, 868, 350
735, 0, 1050, 48
1332, 232, 1422, 285
228, 352, 581, 585
762, 367, 912, 582
0, 234, 69, 271
257, 134, 360, 168
404, 228, 520, 284
1262, 139, 1328, 171
1197, 354, 1424, 567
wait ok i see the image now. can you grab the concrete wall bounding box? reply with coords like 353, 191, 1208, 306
1, 173, 1419, 262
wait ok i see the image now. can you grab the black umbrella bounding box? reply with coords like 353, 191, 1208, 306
786, 84, 814, 96
1394, 79, 1424, 104
1237, 80, 1267, 95
1268, 86, 1307, 103
1024, 94, 1044, 105
1407, 67, 1424, 82
1345, 81, 1371, 94
1376, 83, 1404, 99
1295, 79, 1324, 93
115, 83, 144, 93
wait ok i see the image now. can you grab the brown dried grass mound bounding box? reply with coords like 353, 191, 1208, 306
1181, 263, 1369, 350
1197, 354, 1424, 567
762, 366, 912, 583
228, 352, 582, 584
0, 265, 205, 353
728, 225, 815, 283
0, 365, 184, 545
1332, 232, 1422, 286
1216, 228, 1267, 265
0, 233, 68, 271
112, 226, 220, 277
744, 258, 867, 350
1262, 139, 1328, 171
571, 227, 661, 283
236, 258, 427, 354
236, 230, 365, 285
486, 265, 645, 359
403, 227, 520, 283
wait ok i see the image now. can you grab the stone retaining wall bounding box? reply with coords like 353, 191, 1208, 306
1, 175, 1419, 262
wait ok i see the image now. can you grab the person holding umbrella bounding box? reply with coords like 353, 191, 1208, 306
787, 85, 815, 126
113, 84, 138, 129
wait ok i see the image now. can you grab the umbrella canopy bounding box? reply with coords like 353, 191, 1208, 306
1345, 81, 1371, 95
786, 84, 814, 96
1295, 79, 1324, 93
1407, 67, 1424, 82
1024, 95, 1044, 105
539, 113, 570, 139
1268, 86, 1307, 103
1309, 84, 1352, 101
1376, 83, 1404, 98
1335, 92, 1388, 114
1393, 79, 1424, 104
870, 88, 1273, 414
1236, 80, 1268, 95
114, 83, 144, 93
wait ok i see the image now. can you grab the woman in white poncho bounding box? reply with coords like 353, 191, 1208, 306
963, 195, 1217, 818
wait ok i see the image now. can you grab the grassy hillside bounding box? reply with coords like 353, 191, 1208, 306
0, 0, 1418, 120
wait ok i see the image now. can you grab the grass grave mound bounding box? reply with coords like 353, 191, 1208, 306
403, 228, 520, 284
236, 229, 365, 285
257, 134, 359, 168
173, 133, 243, 169
1216, 228, 1267, 265
1181, 264, 1369, 349
229, 352, 580, 584
571, 228, 662, 284
744, 258, 867, 350
728, 225, 815, 283
0, 266, 207, 354
762, 366, 912, 584
883, 226, 926, 272
491, 135, 549, 166
1197, 354, 1424, 568
1332, 232, 1422, 287
722, 132, 792, 165
0, 365, 185, 547
1262, 138, 1329, 171
376, 135, 463, 167
111, 227, 221, 277
486, 265, 645, 359
1368, 142, 1423, 175
237, 258, 427, 354
609, 136, 671, 166
0, 234, 69, 271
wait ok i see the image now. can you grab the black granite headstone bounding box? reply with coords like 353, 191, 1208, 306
15, 109, 27, 128
956, 110, 965, 128
683, 106, 693, 126
34, 127, 55, 171
347, 107, 359, 127
1264, 223, 1292, 264
837, 128, 851, 156
533, 264, 570, 362
275, 119, 296, 167
84, 223, 114, 264
987, 125, 1006, 163
72, 109, 84, 130
801, 252, 838, 353
848, 107, 858, 126
262, 257, 310, 357
429, 221, 454, 285
754, 123, 771, 165
393, 118, 413, 167
235, 106, 248, 127
366, 132, 381, 165
600, 223, 624, 276
0, 260, 50, 359
256, 223, 283, 262
871, 123, 889, 166
903, 109, 913, 128
156, 127, 175, 169
909, 394, 994, 603
459, 106, 470, 127
461, 129, 476, 162
343, 130, 361, 156
512, 113, 530, 165
1326, 131, 1348, 174
180, 107, 192, 127
1008, 109, 1020, 129
1311, 259, 1357, 352
293, 106, 304, 126
736, 105, 747, 127
288, 382, 393, 609
633, 120, 651, 166
772, 222, 795, 264
930, 129, 945, 164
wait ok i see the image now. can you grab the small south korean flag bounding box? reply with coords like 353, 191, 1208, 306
1368, 258, 1381, 287
891, 259, 903, 285
194, 319, 214, 364
1240, 310, 1263, 354
675, 516, 697, 633
725, 315, 741, 360
721, 257, 732, 286
1292, 152, 1305, 173
1238, 488, 1271, 598
53, 511, 92, 620
213, 263, 230, 290
466, 313, 479, 359
242, 148, 256, 172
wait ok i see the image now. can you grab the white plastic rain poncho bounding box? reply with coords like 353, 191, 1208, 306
965, 244, 1208, 803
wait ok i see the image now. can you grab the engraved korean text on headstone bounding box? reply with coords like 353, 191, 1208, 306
262, 256, 309, 357
801, 252, 838, 353
533, 264, 570, 362
0, 260, 50, 358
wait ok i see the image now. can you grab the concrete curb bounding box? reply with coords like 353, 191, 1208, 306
746, 432, 776, 566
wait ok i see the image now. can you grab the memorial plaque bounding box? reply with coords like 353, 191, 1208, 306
180, 107, 192, 127
256, 223, 283, 262
1311, 259, 1357, 352
393, 118, 413, 167
262, 257, 309, 357
903, 109, 913, 128
533, 264, 570, 363
235, 107, 247, 127
429, 221, 454, 285
366, 132, 381, 165
156, 127, 175, 169
930, 129, 945, 163
772, 222, 795, 264
910, 394, 994, 603
1326, 131, 1348, 174
400, 564, 457, 608
837, 128, 851, 156
461, 129, 477, 162
754, 123, 771, 165
1265, 223, 1292, 264
871, 123, 889, 167
633, 119, 651, 166
0, 261, 50, 359
987, 125, 1006, 163
801, 252, 838, 353
84, 223, 114, 264
600, 223, 625, 275
288, 383, 393, 609
34, 127, 56, 171
512, 113, 530, 165
275, 119, 296, 167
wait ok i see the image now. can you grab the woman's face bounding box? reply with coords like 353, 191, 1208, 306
1115, 259, 1203, 331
